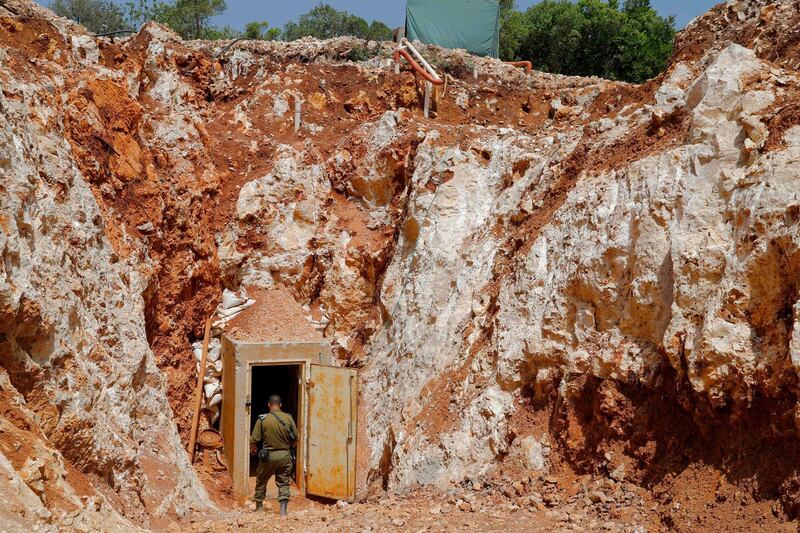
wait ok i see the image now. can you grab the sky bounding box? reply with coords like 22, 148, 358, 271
210, 0, 721, 33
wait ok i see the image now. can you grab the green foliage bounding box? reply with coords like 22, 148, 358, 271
501, 0, 675, 83
282, 4, 392, 42
243, 21, 279, 40
518, 0, 585, 73
51, 0, 126, 33
125, 0, 227, 39
125, 0, 168, 29
345, 44, 377, 62
499, 9, 528, 62
122, 1, 393, 44
365, 20, 392, 42
202, 24, 239, 40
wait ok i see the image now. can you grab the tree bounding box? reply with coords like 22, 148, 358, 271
126, 0, 171, 30
511, 0, 674, 82
616, 0, 675, 82
51, 0, 126, 33
125, 0, 227, 39
366, 20, 392, 42
244, 21, 280, 40
574, 0, 627, 78
174, 0, 226, 39
282, 4, 391, 42
518, 0, 585, 74
499, 0, 527, 61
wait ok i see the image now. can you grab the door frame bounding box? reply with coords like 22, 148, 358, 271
245, 359, 307, 494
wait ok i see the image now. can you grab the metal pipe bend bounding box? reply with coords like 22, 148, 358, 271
393, 48, 444, 85
506, 60, 533, 74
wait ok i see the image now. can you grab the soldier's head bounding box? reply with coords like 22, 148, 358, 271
268, 394, 282, 412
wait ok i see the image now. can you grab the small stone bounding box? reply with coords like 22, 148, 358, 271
136, 221, 155, 233
609, 465, 625, 482
588, 491, 608, 504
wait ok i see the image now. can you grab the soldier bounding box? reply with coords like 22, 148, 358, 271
250, 394, 299, 515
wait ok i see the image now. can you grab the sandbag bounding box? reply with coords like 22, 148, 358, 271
208, 392, 223, 407
193, 337, 220, 361
207, 345, 221, 362
204, 382, 220, 399
205, 405, 220, 424
222, 288, 247, 310
216, 299, 255, 318
200, 359, 222, 377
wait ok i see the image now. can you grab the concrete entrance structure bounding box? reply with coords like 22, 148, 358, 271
220, 336, 357, 502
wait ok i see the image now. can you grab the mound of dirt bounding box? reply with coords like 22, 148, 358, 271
226, 286, 322, 343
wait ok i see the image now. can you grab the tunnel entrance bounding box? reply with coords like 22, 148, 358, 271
221, 337, 358, 502
248, 363, 302, 489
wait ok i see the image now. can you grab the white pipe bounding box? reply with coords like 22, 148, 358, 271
424, 81, 432, 118
401, 38, 440, 82
294, 99, 302, 132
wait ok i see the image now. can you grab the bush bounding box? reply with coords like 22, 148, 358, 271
502, 0, 675, 83
282, 4, 392, 42
51, 0, 126, 33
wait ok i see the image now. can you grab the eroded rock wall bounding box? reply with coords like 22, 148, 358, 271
0, 1, 209, 529
360, 8, 800, 508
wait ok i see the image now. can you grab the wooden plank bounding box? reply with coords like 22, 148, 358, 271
188, 315, 213, 463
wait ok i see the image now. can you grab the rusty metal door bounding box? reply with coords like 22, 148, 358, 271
306, 364, 357, 500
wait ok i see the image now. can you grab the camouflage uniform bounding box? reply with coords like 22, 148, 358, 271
250, 410, 298, 503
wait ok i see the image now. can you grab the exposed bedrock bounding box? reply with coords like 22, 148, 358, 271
363, 35, 800, 518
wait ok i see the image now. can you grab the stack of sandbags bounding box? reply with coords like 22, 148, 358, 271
213, 288, 255, 330
194, 337, 223, 423
194, 287, 254, 424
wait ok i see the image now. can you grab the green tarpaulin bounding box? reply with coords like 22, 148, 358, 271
406, 0, 500, 59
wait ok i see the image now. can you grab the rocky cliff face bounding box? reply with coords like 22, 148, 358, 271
1, 0, 800, 528
0, 2, 212, 530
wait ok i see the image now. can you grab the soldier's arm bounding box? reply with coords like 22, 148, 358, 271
249, 419, 261, 454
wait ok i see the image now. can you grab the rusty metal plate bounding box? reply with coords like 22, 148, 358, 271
306, 364, 357, 500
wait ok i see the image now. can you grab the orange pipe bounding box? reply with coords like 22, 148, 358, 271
506, 60, 533, 74
393, 49, 444, 85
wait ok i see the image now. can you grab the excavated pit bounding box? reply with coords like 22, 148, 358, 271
2, 0, 800, 530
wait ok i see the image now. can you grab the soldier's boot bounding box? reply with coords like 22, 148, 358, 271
254, 501, 263, 512
280, 501, 288, 516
